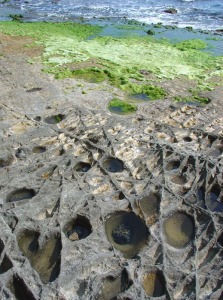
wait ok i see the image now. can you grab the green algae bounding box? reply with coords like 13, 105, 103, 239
175, 39, 207, 50
123, 83, 166, 100
0, 21, 101, 41
9, 14, 24, 22
174, 95, 210, 105
0, 21, 222, 85
54, 67, 107, 83
108, 98, 137, 114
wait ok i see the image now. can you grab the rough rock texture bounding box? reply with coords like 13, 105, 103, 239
0, 33, 223, 300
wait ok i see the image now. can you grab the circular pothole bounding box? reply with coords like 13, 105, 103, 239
183, 136, 192, 142
108, 99, 137, 115
142, 271, 166, 297
74, 162, 91, 173
32, 146, 46, 154
209, 148, 222, 157
105, 211, 147, 258
129, 93, 150, 101
170, 174, 187, 185
44, 114, 65, 124
206, 185, 223, 212
34, 116, 41, 121
166, 160, 180, 171
103, 158, 124, 173
0, 155, 14, 168
139, 193, 160, 218
6, 189, 36, 203
162, 212, 195, 249
65, 216, 92, 241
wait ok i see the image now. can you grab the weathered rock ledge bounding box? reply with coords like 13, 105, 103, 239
0, 32, 223, 300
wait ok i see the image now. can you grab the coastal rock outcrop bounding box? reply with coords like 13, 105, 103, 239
0, 32, 223, 300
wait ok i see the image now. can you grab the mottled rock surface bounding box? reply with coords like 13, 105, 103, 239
0, 33, 223, 300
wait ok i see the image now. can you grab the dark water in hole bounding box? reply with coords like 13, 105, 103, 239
7, 189, 36, 202
105, 211, 147, 258
140, 193, 159, 217
108, 106, 125, 114
74, 162, 91, 172
97, 269, 131, 300
103, 158, 124, 172
129, 93, 150, 101
183, 136, 192, 142
0, 155, 13, 168
143, 272, 165, 297
67, 225, 91, 240
166, 160, 180, 171
163, 212, 195, 249
0, 255, 13, 274
44, 114, 65, 124
17, 232, 62, 284
170, 174, 187, 185
32, 146, 46, 154
9, 275, 36, 300
206, 187, 223, 212
65, 216, 92, 241
112, 224, 132, 245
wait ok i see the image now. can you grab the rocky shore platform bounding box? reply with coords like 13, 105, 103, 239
0, 21, 223, 299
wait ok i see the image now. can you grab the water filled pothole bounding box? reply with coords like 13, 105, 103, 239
142, 271, 166, 297
103, 158, 124, 173
183, 136, 192, 142
6, 189, 36, 203
44, 114, 65, 124
65, 215, 92, 241
34, 116, 41, 121
162, 212, 195, 249
166, 160, 180, 171
74, 162, 91, 173
187, 187, 205, 205
129, 93, 150, 101
17, 231, 61, 284
198, 187, 205, 201
0, 155, 14, 168
105, 211, 147, 258
139, 193, 160, 222
170, 174, 187, 185
32, 146, 46, 154
108, 99, 137, 115
96, 269, 132, 300
209, 147, 222, 157
206, 185, 223, 212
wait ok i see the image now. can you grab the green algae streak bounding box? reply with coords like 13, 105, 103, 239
0, 22, 222, 92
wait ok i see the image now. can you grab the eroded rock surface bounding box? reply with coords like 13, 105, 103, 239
0, 33, 223, 300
